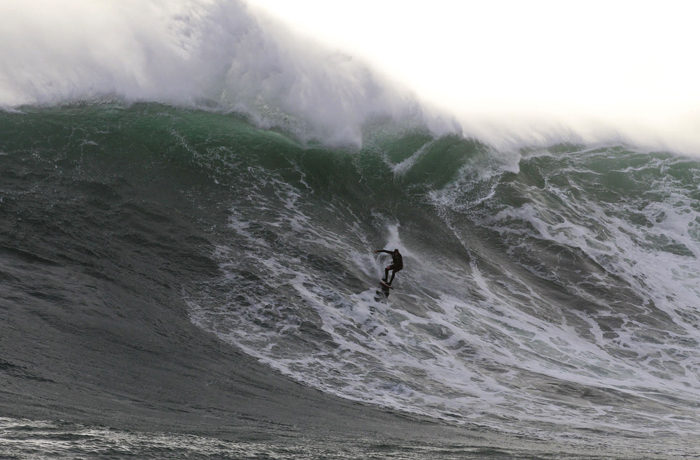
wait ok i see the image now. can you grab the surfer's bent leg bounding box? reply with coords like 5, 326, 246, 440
388, 266, 401, 285
384, 265, 393, 282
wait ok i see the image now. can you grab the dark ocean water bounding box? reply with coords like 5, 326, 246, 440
1, 103, 698, 458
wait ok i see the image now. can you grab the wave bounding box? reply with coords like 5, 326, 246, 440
1, 103, 699, 454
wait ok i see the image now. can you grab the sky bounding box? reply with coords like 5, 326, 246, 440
247, 0, 700, 151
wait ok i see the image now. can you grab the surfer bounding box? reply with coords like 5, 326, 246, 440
375, 248, 403, 285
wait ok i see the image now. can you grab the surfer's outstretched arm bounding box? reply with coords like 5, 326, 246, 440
375, 249, 392, 255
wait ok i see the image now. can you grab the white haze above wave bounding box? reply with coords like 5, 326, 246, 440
3, 0, 700, 153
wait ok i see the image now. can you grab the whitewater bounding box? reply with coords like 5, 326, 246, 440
1, 1, 698, 458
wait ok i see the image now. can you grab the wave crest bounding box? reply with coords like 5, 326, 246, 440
0, 0, 455, 146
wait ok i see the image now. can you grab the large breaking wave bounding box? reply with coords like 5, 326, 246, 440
2, 101, 699, 452
1, 0, 699, 455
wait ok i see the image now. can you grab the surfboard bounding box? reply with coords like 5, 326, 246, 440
376, 280, 392, 299
379, 280, 393, 289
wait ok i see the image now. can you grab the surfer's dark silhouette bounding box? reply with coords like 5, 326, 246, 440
375, 248, 403, 285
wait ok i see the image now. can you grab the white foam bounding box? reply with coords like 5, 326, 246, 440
390, 140, 435, 175
451, 148, 700, 388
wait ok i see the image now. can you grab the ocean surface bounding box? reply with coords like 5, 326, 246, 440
1, 1, 700, 458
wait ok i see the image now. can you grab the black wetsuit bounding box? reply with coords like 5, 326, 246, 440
377, 249, 403, 285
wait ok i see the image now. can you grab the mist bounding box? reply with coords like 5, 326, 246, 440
249, 0, 700, 154
3, 0, 700, 153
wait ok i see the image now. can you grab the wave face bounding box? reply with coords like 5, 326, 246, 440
180, 116, 700, 441
2, 103, 699, 456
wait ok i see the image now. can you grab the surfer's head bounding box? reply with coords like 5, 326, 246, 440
393, 249, 400, 254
